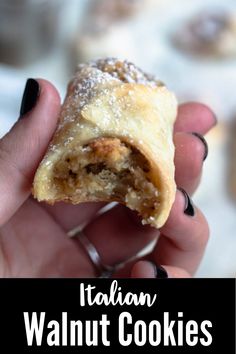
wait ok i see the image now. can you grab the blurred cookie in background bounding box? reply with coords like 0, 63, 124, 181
171, 9, 236, 59
87, 0, 149, 23
73, 23, 137, 64
87, 0, 159, 24
0, 0, 62, 66
70, 0, 160, 66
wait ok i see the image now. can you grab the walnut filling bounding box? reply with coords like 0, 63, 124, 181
53, 137, 159, 222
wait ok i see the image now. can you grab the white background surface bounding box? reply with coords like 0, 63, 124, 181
0, 0, 235, 277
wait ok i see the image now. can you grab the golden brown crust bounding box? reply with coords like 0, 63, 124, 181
33, 58, 177, 228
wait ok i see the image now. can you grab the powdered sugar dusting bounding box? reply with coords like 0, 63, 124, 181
73, 66, 118, 107
48, 58, 165, 157
59, 57, 164, 131
79, 57, 164, 87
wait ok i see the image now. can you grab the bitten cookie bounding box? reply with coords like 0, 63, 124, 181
33, 58, 177, 228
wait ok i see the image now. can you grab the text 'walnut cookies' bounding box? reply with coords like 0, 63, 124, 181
33, 58, 177, 228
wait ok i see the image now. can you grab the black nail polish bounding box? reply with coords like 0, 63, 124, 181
191, 132, 208, 161
19, 79, 40, 117
151, 262, 168, 279
178, 188, 195, 217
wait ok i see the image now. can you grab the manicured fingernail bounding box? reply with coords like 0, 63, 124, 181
150, 263, 168, 279
191, 132, 208, 161
19, 79, 40, 118
178, 188, 195, 217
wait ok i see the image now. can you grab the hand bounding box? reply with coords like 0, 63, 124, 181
0, 79, 216, 278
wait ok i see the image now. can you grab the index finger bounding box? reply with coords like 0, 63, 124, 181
0, 79, 61, 226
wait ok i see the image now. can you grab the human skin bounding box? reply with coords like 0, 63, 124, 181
0, 79, 216, 278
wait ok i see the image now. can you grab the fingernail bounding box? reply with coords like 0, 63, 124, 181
191, 132, 208, 161
19, 79, 40, 118
178, 188, 195, 217
150, 262, 168, 279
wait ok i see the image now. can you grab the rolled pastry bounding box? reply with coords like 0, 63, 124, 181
33, 58, 177, 228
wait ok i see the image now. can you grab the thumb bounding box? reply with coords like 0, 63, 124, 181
0, 78, 61, 226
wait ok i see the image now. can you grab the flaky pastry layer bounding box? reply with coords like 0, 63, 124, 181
33, 58, 177, 228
